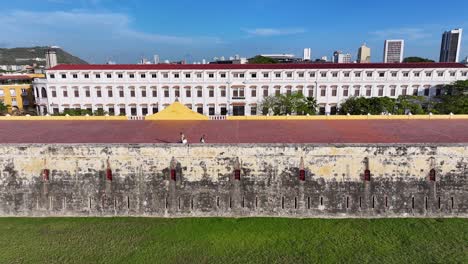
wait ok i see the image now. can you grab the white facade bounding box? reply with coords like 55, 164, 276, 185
333, 51, 352, 63
33, 63, 468, 116
303, 48, 311, 61
384, 40, 404, 63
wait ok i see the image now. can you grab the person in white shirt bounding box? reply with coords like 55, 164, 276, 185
180, 132, 188, 144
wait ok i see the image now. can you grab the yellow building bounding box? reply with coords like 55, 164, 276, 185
357, 44, 371, 63
0, 75, 37, 114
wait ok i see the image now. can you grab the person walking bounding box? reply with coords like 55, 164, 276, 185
200, 134, 206, 143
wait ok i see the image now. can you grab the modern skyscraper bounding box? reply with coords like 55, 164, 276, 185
333, 51, 352, 63
303, 48, 311, 61
357, 44, 371, 63
383, 40, 404, 63
439, 28, 463, 62
154, 54, 160, 64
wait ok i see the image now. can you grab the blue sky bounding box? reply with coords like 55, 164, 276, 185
1, 0, 467, 63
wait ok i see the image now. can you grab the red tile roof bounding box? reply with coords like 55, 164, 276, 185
0, 75, 32, 80
49, 62, 467, 71
0, 120, 468, 144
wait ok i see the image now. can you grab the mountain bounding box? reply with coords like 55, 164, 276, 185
0, 46, 88, 65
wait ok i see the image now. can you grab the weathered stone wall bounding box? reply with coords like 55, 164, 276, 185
0, 144, 467, 218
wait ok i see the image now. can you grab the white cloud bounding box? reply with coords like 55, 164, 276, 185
243, 27, 306, 37
370, 28, 433, 41
0, 10, 221, 45
0, 10, 224, 62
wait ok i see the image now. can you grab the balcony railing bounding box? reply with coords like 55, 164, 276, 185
36, 98, 49, 105
209, 115, 227, 120
128, 116, 145, 120
232, 96, 245, 100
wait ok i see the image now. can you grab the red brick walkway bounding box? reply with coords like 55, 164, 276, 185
0, 120, 467, 144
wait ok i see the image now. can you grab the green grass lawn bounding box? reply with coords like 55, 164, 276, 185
0, 218, 466, 264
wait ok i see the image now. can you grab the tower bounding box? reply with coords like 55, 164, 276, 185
383, 40, 404, 63
357, 44, 371, 63
333, 51, 352, 63
45, 49, 58, 69
303, 48, 311, 61
440, 28, 463, 62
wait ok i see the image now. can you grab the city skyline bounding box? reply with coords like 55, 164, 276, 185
0, 0, 467, 63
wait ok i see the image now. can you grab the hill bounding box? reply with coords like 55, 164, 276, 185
0, 46, 88, 65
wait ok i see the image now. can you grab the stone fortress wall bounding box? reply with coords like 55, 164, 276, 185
0, 144, 467, 217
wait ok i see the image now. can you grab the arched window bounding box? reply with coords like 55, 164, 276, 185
285, 85, 292, 96
35, 87, 39, 98
363, 157, 371, 181
364, 169, 371, 181
429, 169, 436, 181
41, 87, 47, 98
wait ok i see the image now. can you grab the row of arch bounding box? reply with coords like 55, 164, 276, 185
36, 84, 440, 100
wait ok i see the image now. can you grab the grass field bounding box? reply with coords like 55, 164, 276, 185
0, 218, 466, 264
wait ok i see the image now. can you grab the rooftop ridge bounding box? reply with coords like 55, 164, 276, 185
49, 62, 468, 71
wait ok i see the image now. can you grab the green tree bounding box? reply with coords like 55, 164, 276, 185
434, 96, 468, 114
248, 55, 278, 64
340, 97, 397, 115
395, 96, 428, 114
433, 80, 468, 114
260, 92, 317, 115
58, 109, 93, 116
403, 57, 435, 63
61, 109, 83, 116
93, 109, 108, 116
340, 96, 431, 115
260, 95, 279, 115
441, 80, 468, 96
0, 101, 9, 115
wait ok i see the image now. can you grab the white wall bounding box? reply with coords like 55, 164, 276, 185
33, 66, 468, 116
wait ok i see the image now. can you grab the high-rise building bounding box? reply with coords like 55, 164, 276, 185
383, 40, 404, 63
139, 58, 150, 64
357, 44, 371, 63
439, 28, 463, 62
154, 54, 160, 64
45, 49, 58, 69
303, 48, 311, 61
333, 51, 352, 63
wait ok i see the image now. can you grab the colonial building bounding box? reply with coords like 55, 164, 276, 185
33, 63, 468, 116
0, 75, 38, 113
